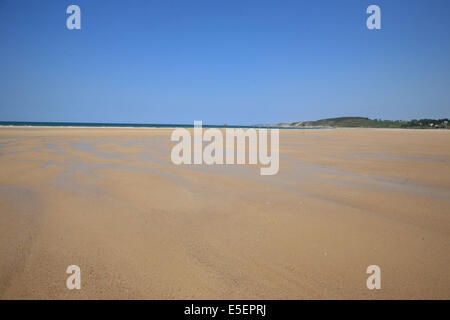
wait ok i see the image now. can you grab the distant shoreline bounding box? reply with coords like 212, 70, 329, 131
2, 119, 449, 130
277, 117, 450, 129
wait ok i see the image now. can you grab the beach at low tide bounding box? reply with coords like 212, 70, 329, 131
0, 126, 449, 299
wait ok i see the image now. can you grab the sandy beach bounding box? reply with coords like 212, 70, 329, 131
0, 126, 449, 299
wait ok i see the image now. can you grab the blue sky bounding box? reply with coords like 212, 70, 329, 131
0, 0, 449, 125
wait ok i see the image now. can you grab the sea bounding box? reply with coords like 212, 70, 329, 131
0, 121, 314, 130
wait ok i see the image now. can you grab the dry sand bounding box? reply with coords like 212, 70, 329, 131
0, 127, 449, 299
